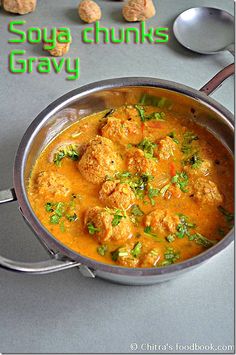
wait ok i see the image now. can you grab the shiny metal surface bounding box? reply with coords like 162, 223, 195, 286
0, 74, 234, 284
0, 188, 16, 204
174, 7, 234, 55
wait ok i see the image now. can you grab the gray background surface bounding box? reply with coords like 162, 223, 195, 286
0, 0, 234, 353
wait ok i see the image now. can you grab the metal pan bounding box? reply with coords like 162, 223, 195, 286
0, 64, 234, 285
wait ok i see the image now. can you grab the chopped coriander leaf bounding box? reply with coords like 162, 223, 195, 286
135, 104, 146, 122
148, 187, 159, 206
144, 226, 162, 241
135, 104, 166, 123
131, 204, 144, 216
115, 172, 154, 201
112, 214, 123, 227
131, 242, 142, 258
45, 202, 54, 212
139, 94, 161, 106
54, 202, 65, 217
189, 233, 215, 248
115, 171, 132, 180
183, 153, 202, 169
53, 144, 79, 166
66, 213, 78, 222
145, 112, 166, 121
137, 138, 157, 159
218, 206, 234, 224
106, 209, 126, 227
171, 172, 189, 192
111, 247, 129, 261
87, 222, 100, 235
130, 173, 154, 198
166, 234, 176, 243
161, 247, 180, 266
50, 214, 60, 224
127, 143, 133, 149
97, 244, 108, 256
139, 94, 172, 109
176, 214, 195, 238
181, 131, 199, 154
167, 132, 179, 144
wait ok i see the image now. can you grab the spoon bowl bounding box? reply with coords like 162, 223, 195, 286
173, 7, 234, 55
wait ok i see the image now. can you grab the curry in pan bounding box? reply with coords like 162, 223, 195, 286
28, 97, 234, 268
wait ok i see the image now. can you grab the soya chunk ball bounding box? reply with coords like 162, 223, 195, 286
140, 249, 160, 268
99, 180, 135, 210
78, 136, 122, 184
122, 0, 156, 22
145, 210, 180, 235
44, 30, 72, 57
126, 147, 157, 175
2, 0, 37, 14
114, 247, 139, 268
78, 0, 101, 23
155, 136, 176, 160
36, 171, 71, 197
84, 206, 132, 244
101, 107, 142, 145
191, 178, 223, 205
184, 159, 213, 177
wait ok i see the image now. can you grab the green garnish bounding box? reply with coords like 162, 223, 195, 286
145, 112, 166, 121
176, 214, 196, 239
148, 187, 160, 206
135, 105, 165, 122
161, 247, 180, 266
189, 233, 215, 248
183, 153, 202, 169
131, 204, 144, 216
50, 214, 60, 224
111, 247, 129, 261
171, 172, 189, 192
167, 132, 179, 144
131, 242, 142, 258
144, 226, 162, 241
66, 213, 78, 222
137, 138, 157, 159
181, 131, 199, 154
139, 94, 173, 109
54, 202, 65, 217
45, 202, 54, 212
218, 206, 234, 225
53, 144, 79, 166
87, 223, 100, 235
135, 104, 146, 122
97, 244, 108, 256
166, 234, 176, 243
115, 171, 132, 181
116, 171, 154, 201
107, 209, 126, 227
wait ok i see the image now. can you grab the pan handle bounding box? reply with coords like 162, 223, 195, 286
0, 188, 81, 274
200, 63, 235, 96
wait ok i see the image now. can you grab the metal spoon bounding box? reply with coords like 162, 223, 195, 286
173, 7, 234, 56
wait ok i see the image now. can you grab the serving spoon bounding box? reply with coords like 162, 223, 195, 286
173, 7, 235, 56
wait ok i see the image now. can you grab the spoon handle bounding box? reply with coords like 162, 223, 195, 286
200, 63, 234, 96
